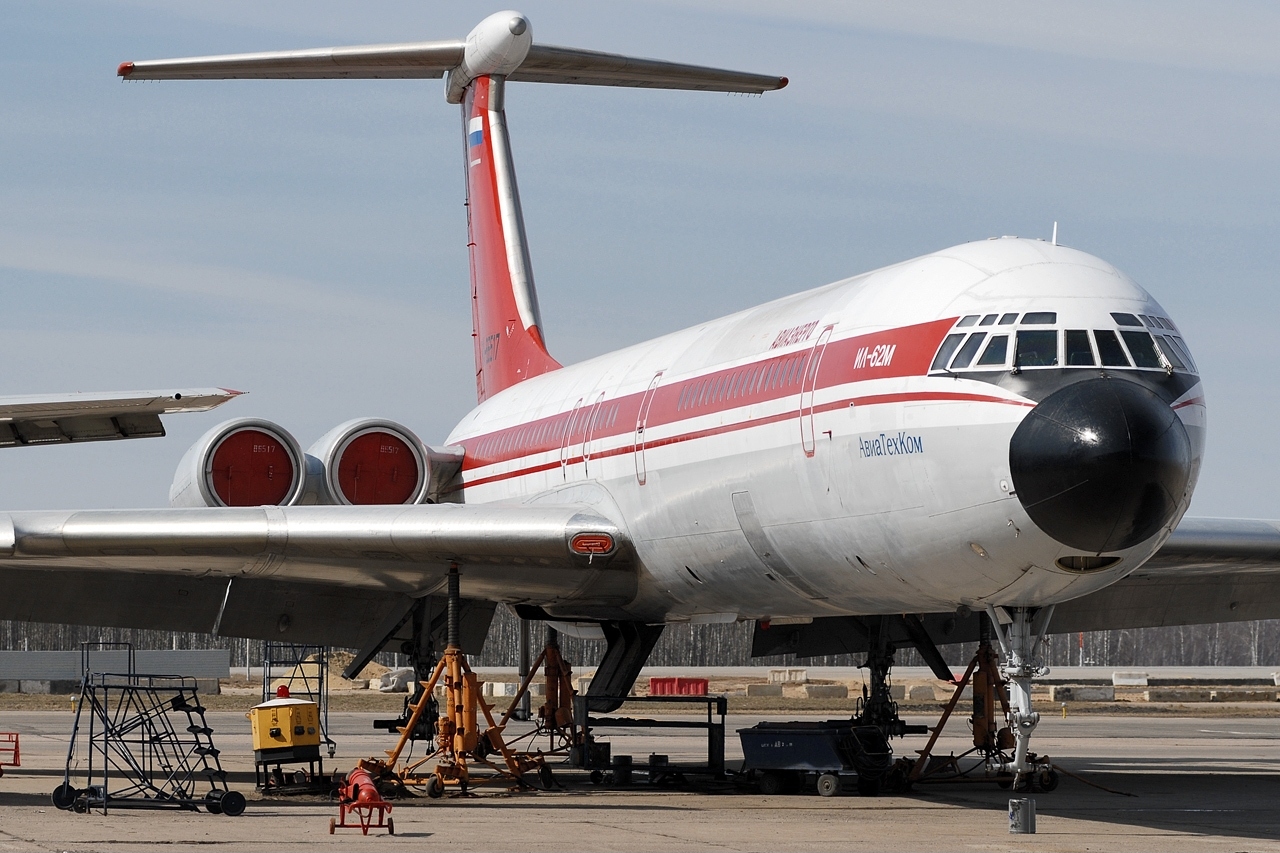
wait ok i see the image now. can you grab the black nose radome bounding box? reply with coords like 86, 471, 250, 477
1009, 377, 1192, 553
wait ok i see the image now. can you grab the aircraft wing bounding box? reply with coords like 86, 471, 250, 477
1051, 517, 1280, 634
0, 388, 240, 447
0, 502, 634, 645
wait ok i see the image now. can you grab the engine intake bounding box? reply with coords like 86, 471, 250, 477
170, 418, 306, 507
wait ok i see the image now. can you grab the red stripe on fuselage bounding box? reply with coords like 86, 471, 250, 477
455, 317, 1033, 478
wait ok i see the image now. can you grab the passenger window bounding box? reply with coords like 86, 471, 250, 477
930, 334, 965, 371
1021, 312, 1056, 325
1064, 330, 1095, 366
1110, 312, 1142, 327
957, 315, 979, 327
998, 313, 1018, 325
1015, 330, 1058, 367
1154, 336, 1185, 369
1120, 331, 1164, 369
1093, 330, 1131, 366
979, 314, 997, 326
976, 335, 1008, 366
950, 333, 987, 369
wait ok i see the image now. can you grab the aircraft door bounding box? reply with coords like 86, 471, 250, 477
634, 372, 663, 485
800, 325, 835, 456
581, 391, 607, 478
560, 397, 583, 480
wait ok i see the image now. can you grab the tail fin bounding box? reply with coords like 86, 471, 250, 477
116, 10, 787, 402
463, 72, 561, 402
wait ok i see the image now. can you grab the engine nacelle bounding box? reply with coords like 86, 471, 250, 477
305, 419, 430, 506
170, 418, 306, 508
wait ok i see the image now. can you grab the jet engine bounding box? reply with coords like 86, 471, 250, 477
304, 419, 429, 505
169, 418, 306, 507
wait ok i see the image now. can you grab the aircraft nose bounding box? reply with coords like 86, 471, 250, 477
1008, 377, 1191, 553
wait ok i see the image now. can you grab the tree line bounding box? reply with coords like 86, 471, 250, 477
4, 609, 1279, 671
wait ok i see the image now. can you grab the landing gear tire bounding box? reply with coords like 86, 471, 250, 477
757, 771, 784, 796
816, 773, 840, 798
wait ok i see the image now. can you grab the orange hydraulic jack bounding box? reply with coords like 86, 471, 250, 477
496, 628, 578, 758
360, 567, 548, 797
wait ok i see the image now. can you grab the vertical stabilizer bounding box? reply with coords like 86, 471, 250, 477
462, 72, 561, 402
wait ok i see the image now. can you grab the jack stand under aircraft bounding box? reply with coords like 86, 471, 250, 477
894, 610, 1058, 793
357, 568, 551, 798
496, 627, 579, 759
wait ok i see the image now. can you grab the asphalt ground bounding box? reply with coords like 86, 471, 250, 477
3, 709, 1280, 851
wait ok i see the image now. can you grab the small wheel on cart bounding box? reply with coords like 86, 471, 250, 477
204, 790, 224, 814
589, 770, 605, 786
757, 771, 784, 796
219, 790, 247, 817
1036, 768, 1060, 793
387, 817, 395, 836
329, 817, 336, 835
816, 773, 841, 798
425, 774, 445, 799
51, 784, 78, 811
856, 776, 881, 797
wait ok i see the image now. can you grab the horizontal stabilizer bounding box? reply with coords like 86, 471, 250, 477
119, 41, 786, 94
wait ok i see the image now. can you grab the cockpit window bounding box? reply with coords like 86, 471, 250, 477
1021, 312, 1056, 325
1120, 330, 1164, 369
979, 314, 998, 326
998, 313, 1018, 325
1094, 330, 1130, 366
976, 334, 1009, 366
1153, 335, 1185, 369
930, 334, 965, 371
950, 332, 987, 369
957, 315, 979, 327
1015, 330, 1058, 367
1064, 330, 1095, 366
1110, 312, 1142, 327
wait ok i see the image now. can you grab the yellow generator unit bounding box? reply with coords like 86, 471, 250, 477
249, 696, 321, 762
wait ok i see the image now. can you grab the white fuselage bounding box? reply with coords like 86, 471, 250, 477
446, 238, 1206, 624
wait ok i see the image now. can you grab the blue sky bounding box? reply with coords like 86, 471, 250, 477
0, 2, 1277, 517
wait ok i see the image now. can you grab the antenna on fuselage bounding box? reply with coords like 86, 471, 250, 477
116, 11, 787, 402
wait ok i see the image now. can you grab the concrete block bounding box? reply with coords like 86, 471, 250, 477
746, 683, 783, 697
769, 668, 808, 684
19, 680, 50, 694
805, 684, 848, 699
1145, 689, 1213, 702
908, 685, 937, 702
1211, 689, 1277, 702
1113, 671, 1149, 687
1051, 685, 1115, 702
0, 680, 20, 694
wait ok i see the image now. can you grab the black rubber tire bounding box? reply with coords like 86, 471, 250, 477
816, 773, 840, 798
51, 784, 78, 810
757, 771, 784, 796
856, 776, 881, 797
426, 774, 445, 799
219, 790, 247, 817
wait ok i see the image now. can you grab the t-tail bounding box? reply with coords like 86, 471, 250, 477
118, 10, 788, 402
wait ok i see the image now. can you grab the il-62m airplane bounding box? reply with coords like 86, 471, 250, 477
4, 11, 1279, 785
